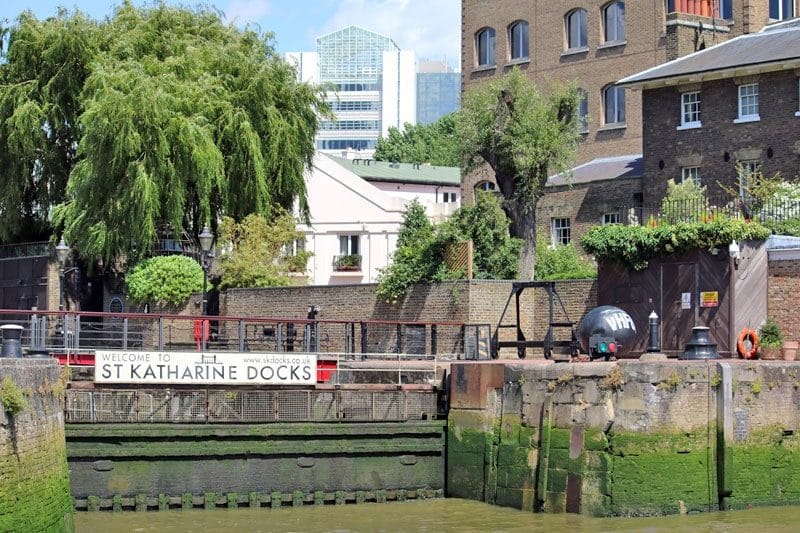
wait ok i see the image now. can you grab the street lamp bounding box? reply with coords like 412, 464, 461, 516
198, 226, 214, 316
55, 238, 70, 312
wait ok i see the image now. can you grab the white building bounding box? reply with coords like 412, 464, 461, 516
297, 153, 460, 286
286, 26, 417, 157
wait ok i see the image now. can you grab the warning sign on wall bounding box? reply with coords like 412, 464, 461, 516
700, 291, 719, 308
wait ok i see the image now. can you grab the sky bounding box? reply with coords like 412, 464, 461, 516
0, 0, 461, 67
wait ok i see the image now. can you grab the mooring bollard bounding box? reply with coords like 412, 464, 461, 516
647, 311, 661, 353
0, 324, 24, 358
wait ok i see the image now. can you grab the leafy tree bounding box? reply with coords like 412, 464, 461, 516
0, 3, 328, 263
456, 68, 581, 278
217, 211, 311, 290
374, 114, 459, 167
376, 195, 521, 302
534, 238, 596, 281
125, 255, 203, 306
660, 178, 709, 224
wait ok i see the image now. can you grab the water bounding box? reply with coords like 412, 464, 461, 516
75, 499, 800, 532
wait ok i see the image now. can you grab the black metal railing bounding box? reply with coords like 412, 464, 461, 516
609, 196, 800, 226
332, 254, 363, 272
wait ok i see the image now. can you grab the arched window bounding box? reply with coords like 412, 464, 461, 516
475, 181, 496, 192
577, 89, 589, 131
508, 21, 529, 60
565, 9, 588, 50
475, 28, 496, 66
603, 2, 625, 43
603, 84, 626, 125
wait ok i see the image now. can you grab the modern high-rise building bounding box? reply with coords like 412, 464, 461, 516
416, 60, 461, 125
286, 26, 417, 156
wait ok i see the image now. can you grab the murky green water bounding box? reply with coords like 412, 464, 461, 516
75, 499, 800, 532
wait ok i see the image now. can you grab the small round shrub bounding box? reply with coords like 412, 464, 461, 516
125, 255, 204, 306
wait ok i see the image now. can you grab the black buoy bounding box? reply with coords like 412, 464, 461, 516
680, 326, 720, 360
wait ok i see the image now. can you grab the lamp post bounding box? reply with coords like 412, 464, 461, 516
55, 238, 70, 312
198, 226, 214, 316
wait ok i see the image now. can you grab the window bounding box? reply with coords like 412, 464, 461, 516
603, 85, 626, 125
680, 91, 701, 128
681, 166, 701, 185
509, 21, 529, 60
736, 83, 759, 122
339, 235, 360, 256
476, 28, 496, 66
603, 2, 625, 43
442, 192, 457, 203
796, 78, 800, 116
718, 0, 733, 19
602, 213, 620, 225
475, 181, 496, 192
770, 0, 794, 19
577, 89, 589, 132
551, 218, 571, 246
565, 9, 588, 50
738, 160, 760, 197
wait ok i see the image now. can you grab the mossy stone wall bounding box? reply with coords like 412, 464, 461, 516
0, 359, 73, 532
447, 360, 800, 517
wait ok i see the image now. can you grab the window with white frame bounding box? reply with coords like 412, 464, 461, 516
603, 2, 625, 43
603, 85, 626, 125
551, 218, 571, 246
681, 166, 701, 185
602, 212, 620, 225
737, 83, 759, 121
770, 0, 794, 20
476, 28, 496, 66
577, 88, 589, 132
680, 91, 701, 128
475, 180, 496, 192
442, 192, 457, 203
718, 0, 733, 19
738, 160, 760, 197
565, 9, 588, 50
282, 238, 306, 257
339, 235, 360, 256
509, 21, 529, 60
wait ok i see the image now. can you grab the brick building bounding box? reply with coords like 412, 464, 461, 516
619, 17, 800, 203
460, 0, 789, 201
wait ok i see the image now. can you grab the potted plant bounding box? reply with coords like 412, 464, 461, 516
759, 316, 783, 360
783, 337, 799, 362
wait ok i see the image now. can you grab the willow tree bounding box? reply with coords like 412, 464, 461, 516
456, 69, 580, 278
0, 2, 328, 264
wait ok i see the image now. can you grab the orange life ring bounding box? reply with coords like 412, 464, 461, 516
737, 328, 759, 359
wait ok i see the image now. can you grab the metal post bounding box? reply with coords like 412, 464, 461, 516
360, 322, 368, 356
647, 311, 661, 352
238, 320, 245, 352
431, 324, 437, 356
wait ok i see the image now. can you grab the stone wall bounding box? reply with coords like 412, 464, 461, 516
448, 359, 800, 516
0, 359, 73, 532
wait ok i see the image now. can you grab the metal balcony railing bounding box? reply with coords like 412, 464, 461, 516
332, 254, 362, 272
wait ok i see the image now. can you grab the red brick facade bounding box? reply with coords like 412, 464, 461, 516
768, 256, 800, 342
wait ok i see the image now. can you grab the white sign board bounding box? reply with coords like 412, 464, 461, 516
94, 350, 317, 385
681, 292, 691, 310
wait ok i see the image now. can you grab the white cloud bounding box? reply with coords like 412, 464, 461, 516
224, 0, 272, 26
316, 0, 461, 69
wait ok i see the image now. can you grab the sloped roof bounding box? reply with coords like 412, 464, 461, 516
324, 155, 461, 186
619, 18, 800, 89
547, 155, 643, 187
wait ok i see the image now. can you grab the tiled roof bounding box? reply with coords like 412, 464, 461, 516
619, 18, 800, 88
324, 154, 461, 186
547, 155, 643, 187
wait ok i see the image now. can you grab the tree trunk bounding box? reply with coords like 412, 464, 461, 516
504, 198, 537, 280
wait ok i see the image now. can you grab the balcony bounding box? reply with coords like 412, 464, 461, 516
332, 254, 362, 272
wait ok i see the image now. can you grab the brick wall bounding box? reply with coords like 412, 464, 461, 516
642, 70, 800, 203
768, 257, 800, 343
0, 359, 73, 532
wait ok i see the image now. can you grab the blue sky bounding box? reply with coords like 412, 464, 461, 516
0, 0, 461, 67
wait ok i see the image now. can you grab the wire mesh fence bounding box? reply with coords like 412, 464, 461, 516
65, 388, 438, 424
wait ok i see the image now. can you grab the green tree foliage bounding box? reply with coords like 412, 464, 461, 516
456, 68, 581, 278
217, 211, 311, 290
125, 255, 203, 306
660, 178, 710, 224
534, 238, 596, 281
0, 3, 328, 262
373, 113, 459, 166
582, 217, 770, 271
376, 195, 521, 302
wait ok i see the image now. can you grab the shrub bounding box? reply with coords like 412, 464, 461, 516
126, 255, 204, 306
660, 178, 709, 224
759, 316, 783, 349
534, 238, 596, 280
0, 376, 28, 416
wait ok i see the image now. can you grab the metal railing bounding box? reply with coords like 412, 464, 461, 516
612, 196, 800, 226
332, 254, 362, 272
0, 309, 490, 360
65, 388, 438, 424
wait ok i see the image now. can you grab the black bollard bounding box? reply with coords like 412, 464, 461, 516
0, 325, 24, 358
647, 311, 661, 352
